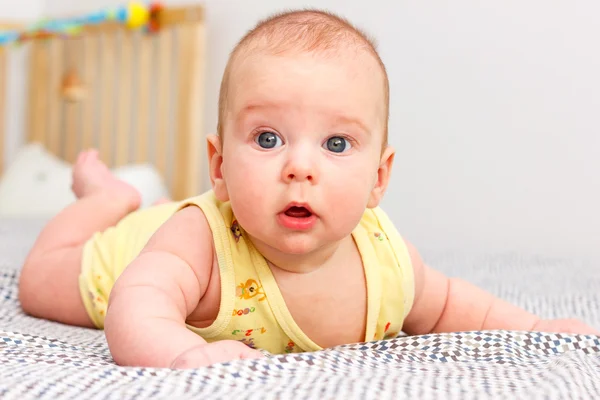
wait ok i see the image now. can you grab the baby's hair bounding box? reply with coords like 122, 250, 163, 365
217, 9, 389, 145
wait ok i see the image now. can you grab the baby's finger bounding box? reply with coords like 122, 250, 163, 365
572, 323, 600, 336
240, 348, 265, 360
219, 340, 264, 359
554, 319, 600, 336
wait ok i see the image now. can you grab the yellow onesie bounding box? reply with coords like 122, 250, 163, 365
79, 190, 415, 354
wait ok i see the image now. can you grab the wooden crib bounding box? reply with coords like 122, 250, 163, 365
0, 4, 206, 200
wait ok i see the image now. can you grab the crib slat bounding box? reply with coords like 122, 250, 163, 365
80, 34, 97, 151
46, 38, 64, 155
28, 42, 49, 145
98, 32, 116, 165
155, 29, 172, 185
173, 23, 205, 200
135, 33, 152, 163
115, 30, 133, 166
63, 37, 84, 163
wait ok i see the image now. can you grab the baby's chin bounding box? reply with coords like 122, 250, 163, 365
251, 232, 311, 254
268, 232, 344, 257
274, 239, 318, 256
243, 223, 352, 259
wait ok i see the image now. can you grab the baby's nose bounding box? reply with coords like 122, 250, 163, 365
286, 171, 313, 182
282, 156, 317, 183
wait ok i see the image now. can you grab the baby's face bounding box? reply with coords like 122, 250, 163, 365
218, 49, 388, 255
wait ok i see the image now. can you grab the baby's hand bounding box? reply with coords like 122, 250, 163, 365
170, 340, 264, 369
532, 318, 600, 336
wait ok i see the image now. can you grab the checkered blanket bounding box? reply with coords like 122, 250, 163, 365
1, 218, 599, 399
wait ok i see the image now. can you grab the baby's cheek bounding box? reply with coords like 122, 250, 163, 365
333, 169, 373, 202
327, 181, 370, 227
230, 155, 275, 186
228, 177, 270, 228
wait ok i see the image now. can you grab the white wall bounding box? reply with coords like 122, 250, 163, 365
0, 0, 45, 167
0, 0, 45, 19
34, 1, 600, 259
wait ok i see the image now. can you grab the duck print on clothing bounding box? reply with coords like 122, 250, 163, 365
236, 278, 266, 302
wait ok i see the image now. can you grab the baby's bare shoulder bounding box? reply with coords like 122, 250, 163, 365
141, 205, 215, 284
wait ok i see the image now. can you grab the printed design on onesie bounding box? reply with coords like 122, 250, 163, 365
230, 219, 242, 242
238, 337, 256, 349
232, 306, 257, 317
383, 321, 398, 340
284, 340, 296, 353
88, 291, 106, 316
236, 278, 266, 302
232, 327, 267, 337
89, 275, 107, 316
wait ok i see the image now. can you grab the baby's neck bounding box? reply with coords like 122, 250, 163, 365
249, 235, 353, 275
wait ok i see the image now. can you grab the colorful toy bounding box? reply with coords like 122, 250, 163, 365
125, 2, 150, 29
0, 2, 164, 48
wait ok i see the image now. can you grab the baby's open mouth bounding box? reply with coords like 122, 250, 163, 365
284, 206, 313, 218
278, 203, 317, 230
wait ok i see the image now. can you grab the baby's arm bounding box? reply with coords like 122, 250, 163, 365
402, 242, 599, 335
104, 206, 261, 368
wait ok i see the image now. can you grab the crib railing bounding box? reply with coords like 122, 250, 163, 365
0, 5, 206, 200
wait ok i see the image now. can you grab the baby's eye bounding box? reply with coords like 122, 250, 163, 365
324, 136, 352, 153
255, 131, 283, 149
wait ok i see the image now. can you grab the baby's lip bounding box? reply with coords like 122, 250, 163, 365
281, 202, 316, 216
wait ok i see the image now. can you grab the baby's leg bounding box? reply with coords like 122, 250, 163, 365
19, 150, 141, 327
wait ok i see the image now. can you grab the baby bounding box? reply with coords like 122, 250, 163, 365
18, 9, 598, 369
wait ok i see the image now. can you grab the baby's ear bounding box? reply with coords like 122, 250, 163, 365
367, 146, 395, 208
207, 134, 229, 201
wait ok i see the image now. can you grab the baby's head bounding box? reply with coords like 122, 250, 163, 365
208, 9, 394, 257
216, 9, 390, 147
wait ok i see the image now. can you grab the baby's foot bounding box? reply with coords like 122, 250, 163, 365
71, 150, 141, 211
